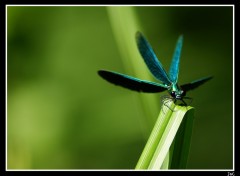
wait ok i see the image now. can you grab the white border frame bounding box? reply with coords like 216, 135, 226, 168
5, 4, 235, 171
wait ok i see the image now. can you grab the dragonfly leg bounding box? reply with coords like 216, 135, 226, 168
181, 99, 187, 106
160, 95, 171, 103
161, 96, 175, 113
160, 95, 170, 113
173, 99, 177, 104
183, 96, 193, 105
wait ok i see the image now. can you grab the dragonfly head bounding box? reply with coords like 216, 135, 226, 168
170, 84, 186, 100
170, 90, 185, 100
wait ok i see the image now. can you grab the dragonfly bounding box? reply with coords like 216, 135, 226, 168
98, 32, 212, 106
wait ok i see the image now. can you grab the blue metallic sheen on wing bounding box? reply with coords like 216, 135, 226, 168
136, 32, 171, 85
98, 70, 168, 93
169, 35, 183, 84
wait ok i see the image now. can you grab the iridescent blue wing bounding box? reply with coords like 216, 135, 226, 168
169, 35, 183, 84
180, 76, 213, 92
98, 70, 168, 93
136, 32, 171, 85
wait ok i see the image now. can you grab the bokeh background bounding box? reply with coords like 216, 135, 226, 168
7, 6, 233, 169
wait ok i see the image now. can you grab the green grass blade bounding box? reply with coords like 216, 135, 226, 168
170, 108, 195, 169
160, 150, 170, 169
148, 105, 194, 169
135, 101, 175, 169
135, 100, 194, 170
161, 137, 175, 169
107, 7, 159, 131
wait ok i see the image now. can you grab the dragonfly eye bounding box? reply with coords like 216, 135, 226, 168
171, 91, 176, 97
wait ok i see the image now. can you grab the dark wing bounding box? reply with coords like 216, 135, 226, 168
98, 70, 168, 93
168, 35, 183, 84
136, 32, 171, 85
180, 76, 213, 92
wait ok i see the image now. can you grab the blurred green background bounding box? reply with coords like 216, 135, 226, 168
7, 6, 233, 169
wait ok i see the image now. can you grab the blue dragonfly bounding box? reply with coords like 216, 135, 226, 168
98, 32, 212, 105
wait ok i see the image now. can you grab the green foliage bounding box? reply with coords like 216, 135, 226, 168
135, 101, 194, 169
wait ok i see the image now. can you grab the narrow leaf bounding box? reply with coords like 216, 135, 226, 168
135, 101, 175, 169
147, 105, 194, 169
170, 108, 195, 169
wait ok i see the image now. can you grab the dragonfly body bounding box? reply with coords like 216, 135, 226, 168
98, 32, 212, 105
